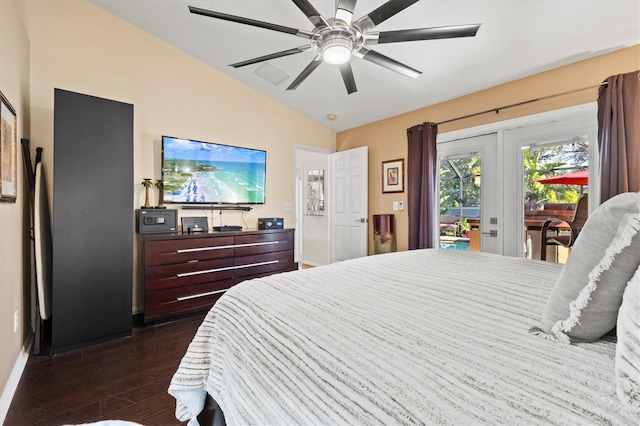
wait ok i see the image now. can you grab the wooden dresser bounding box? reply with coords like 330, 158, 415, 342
139, 228, 295, 322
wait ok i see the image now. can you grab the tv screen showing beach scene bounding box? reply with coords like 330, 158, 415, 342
161, 136, 266, 204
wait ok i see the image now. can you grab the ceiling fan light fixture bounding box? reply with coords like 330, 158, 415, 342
189, 2, 481, 94
322, 37, 353, 65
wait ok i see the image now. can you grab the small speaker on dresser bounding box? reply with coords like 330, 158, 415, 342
258, 217, 284, 230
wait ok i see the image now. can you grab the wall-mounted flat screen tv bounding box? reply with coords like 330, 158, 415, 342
161, 136, 266, 205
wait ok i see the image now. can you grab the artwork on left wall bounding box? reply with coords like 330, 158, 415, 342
0, 91, 17, 202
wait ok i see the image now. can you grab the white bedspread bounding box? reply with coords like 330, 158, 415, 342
169, 249, 638, 425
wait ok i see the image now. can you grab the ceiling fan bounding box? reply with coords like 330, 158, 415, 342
188, 0, 480, 94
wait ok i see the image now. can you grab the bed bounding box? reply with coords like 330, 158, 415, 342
169, 193, 640, 426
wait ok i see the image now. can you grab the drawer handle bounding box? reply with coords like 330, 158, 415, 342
235, 260, 279, 269
177, 288, 230, 302
175, 260, 280, 278
177, 265, 235, 278
175, 241, 281, 255
234, 241, 280, 248
177, 244, 234, 254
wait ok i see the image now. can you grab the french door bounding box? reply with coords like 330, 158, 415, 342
436, 104, 599, 258
438, 133, 499, 254
503, 115, 598, 258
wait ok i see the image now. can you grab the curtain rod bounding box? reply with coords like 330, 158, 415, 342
435, 81, 608, 126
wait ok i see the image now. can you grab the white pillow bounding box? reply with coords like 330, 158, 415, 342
541, 192, 640, 342
616, 265, 640, 416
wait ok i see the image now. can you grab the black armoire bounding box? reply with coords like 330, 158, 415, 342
51, 89, 133, 353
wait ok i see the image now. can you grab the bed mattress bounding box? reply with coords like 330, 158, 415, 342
170, 249, 637, 425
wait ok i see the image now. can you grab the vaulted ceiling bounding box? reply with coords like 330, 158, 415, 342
88, 0, 640, 131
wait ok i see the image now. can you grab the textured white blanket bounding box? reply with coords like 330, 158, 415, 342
169, 250, 637, 425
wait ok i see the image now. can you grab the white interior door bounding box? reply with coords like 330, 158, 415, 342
330, 146, 368, 262
438, 133, 499, 254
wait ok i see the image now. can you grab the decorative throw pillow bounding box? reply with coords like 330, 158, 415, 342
540, 191, 640, 343
616, 265, 640, 416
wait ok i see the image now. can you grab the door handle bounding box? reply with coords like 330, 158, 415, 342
354, 218, 368, 223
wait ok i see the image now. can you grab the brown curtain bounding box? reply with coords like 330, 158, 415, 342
407, 122, 438, 249
597, 70, 640, 203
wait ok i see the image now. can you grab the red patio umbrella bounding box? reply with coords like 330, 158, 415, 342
537, 170, 588, 185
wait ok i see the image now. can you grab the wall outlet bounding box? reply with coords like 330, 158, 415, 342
284, 202, 292, 211
14, 310, 19, 333
398, 201, 404, 211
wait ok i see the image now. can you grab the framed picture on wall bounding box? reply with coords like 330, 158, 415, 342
382, 158, 404, 193
1, 91, 17, 202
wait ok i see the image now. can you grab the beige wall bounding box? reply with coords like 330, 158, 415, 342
22, 0, 336, 312
337, 45, 640, 253
0, 0, 31, 416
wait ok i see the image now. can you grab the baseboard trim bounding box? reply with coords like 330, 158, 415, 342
0, 338, 32, 425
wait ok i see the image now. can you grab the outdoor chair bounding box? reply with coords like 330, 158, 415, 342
439, 214, 460, 235
540, 194, 589, 261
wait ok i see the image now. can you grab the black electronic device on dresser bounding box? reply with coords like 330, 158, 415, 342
213, 225, 243, 232
138, 228, 296, 323
181, 216, 208, 234
258, 217, 284, 230
137, 209, 178, 234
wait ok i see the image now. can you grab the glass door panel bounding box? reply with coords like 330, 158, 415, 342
522, 138, 589, 263
438, 133, 498, 254
439, 154, 481, 252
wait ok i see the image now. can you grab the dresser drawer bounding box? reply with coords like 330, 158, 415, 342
234, 250, 295, 280
234, 230, 294, 257
144, 279, 234, 322
146, 258, 235, 291
145, 236, 235, 266
140, 229, 295, 323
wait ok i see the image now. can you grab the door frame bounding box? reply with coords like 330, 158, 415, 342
293, 144, 369, 265
293, 144, 332, 266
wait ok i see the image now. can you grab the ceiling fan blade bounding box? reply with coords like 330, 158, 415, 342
287, 57, 323, 91
230, 46, 312, 68
374, 24, 481, 44
292, 0, 329, 29
354, 0, 420, 32
339, 62, 357, 94
188, 6, 313, 39
335, 0, 358, 26
356, 47, 421, 78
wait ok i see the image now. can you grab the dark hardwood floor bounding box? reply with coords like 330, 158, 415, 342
4, 313, 206, 426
